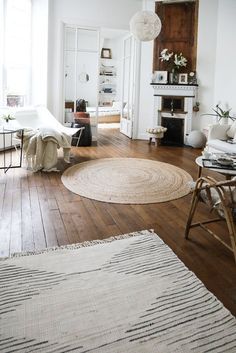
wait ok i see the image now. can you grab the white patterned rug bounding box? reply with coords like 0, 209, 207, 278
1, 230, 236, 353
61, 158, 192, 204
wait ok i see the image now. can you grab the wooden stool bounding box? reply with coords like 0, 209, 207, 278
146, 126, 167, 147
148, 136, 162, 146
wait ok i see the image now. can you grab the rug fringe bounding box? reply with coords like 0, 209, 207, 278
0, 229, 155, 260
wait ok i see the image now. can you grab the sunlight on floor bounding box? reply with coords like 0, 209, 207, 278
98, 123, 120, 129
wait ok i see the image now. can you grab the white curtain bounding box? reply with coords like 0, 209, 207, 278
31, 0, 48, 106
0, 0, 48, 107
0, 0, 4, 105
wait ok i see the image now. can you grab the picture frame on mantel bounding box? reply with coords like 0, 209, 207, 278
178, 73, 188, 85
154, 71, 168, 84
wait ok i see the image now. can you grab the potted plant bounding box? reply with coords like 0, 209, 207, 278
193, 102, 200, 112
201, 104, 235, 124
159, 48, 188, 84
2, 114, 15, 123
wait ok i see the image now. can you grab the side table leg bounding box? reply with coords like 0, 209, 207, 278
148, 137, 152, 145
197, 166, 202, 178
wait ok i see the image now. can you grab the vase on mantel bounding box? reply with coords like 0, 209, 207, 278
219, 118, 228, 125
169, 69, 178, 84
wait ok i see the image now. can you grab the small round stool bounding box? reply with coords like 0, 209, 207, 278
146, 126, 167, 146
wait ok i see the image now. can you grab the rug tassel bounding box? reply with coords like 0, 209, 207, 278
1, 229, 156, 260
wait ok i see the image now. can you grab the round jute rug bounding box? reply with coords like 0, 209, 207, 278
61, 158, 193, 204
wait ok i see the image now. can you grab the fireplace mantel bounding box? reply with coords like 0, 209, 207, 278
151, 83, 198, 145
151, 83, 198, 96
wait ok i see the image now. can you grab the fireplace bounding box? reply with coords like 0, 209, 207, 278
151, 83, 198, 145
161, 117, 184, 146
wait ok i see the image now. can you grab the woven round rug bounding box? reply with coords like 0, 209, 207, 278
61, 158, 192, 204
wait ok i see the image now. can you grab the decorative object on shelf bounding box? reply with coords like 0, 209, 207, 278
188, 71, 197, 84
193, 102, 200, 112
129, 10, 162, 42
101, 48, 112, 59
146, 126, 167, 146
178, 73, 188, 85
159, 48, 187, 84
201, 104, 236, 123
153, 71, 168, 84
187, 130, 206, 148
169, 71, 178, 84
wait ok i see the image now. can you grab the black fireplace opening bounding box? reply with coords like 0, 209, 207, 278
161, 117, 184, 146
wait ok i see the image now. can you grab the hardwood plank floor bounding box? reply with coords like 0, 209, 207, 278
0, 127, 236, 316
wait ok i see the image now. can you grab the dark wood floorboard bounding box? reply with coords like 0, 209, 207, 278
0, 127, 236, 316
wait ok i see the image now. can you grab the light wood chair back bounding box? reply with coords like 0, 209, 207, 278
185, 176, 236, 263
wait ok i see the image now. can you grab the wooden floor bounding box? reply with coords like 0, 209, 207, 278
1, 127, 236, 316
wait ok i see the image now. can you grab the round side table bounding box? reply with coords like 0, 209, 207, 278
195, 156, 236, 180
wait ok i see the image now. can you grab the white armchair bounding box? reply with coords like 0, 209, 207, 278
0, 106, 84, 171
207, 123, 236, 154
13, 106, 83, 142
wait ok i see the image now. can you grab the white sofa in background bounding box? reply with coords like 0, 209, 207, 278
207, 123, 236, 154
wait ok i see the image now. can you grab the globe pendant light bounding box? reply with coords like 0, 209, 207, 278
130, 9, 162, 42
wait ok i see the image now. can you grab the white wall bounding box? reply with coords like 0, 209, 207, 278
31, 0, 48, 106
196, 0, 219, 130
214, 0, 236, 117
195, 0, 236, 129
47, 0, 140, 122
135, 0, 156, 140
136, 40, 155, 139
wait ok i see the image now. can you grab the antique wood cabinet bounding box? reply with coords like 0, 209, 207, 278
153, 1, 198, 73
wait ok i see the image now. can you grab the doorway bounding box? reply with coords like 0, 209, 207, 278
120, 34, 140, 139
97, 28, 128, 137
63, 25, 100, 143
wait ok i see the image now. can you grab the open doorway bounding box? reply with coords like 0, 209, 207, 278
96, 28, 128, 136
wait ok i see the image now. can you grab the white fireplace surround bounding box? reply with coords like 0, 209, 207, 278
152, 84, 198, 144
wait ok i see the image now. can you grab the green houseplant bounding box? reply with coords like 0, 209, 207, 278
202, 104, 235, 122
1, 114, 15, 123
159, 48, 188, 84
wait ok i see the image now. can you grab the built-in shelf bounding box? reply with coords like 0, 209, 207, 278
99, 56, 117, 106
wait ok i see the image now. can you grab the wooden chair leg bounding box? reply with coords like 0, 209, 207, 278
221, 203, 236, 263
185, 190, 200, 239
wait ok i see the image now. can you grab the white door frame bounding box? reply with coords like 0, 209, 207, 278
61, 23, 100, 141
120, 34, 141, 139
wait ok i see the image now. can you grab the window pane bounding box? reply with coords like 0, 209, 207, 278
4, 0, 31, 105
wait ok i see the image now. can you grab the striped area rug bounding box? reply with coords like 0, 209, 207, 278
1, 230, 236, 353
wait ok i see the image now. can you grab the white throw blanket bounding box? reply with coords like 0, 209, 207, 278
20, 127, 72, 172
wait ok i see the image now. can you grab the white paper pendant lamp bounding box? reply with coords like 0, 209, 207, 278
130, 10, 162, 42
